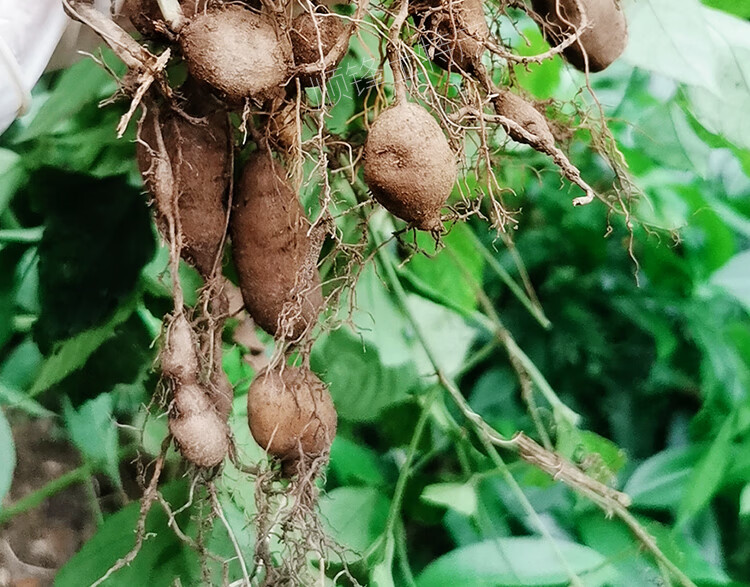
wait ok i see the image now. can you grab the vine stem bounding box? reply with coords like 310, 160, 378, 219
386, 0, 409, 104
465, 228, 551, 329
370, 222, 696, 587
372, 226, 585, 587
384, 388, 438, 537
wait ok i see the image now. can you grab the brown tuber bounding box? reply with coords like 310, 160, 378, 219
531, 0, 628, 72
122, 0, 208, 37
290, 8, 350, 87
180, 6, 293, 103
247, 366, 337, 465
137, 93, 230, 278
493, 90, 556, 149
230, 152, 323, 340
364, 101, 457, 232
412, 0, 489, 72
162, 314, 230, 468
169, 382, 230, 468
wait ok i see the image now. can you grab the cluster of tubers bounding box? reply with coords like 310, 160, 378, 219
78, 0, 629, 471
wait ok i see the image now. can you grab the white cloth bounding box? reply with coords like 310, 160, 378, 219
0, 0, 124, 136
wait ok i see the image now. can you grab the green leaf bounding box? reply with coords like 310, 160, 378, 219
678, 415, 735, 525
33, 169, 154, 351
0, 407, 15, 504
416, 537, 617, 587
56, 481, 200, 586
28, 302, 134, 397
512, 26, 562, 100
421, 482, 477, 517
577, 512, 661, 585
0, 149, 26, 214
0, 383, 53, 418
16, 58, 117, 143
63, 394, 121, 486
712, 250, 750, 312
623, 0, 750, 150
319, 487, 390, 559
311, 327, 418, 422
405, 294, 477, 379
702, 0, 750, 18
0, 337, 43, 391
329, 436, 386, 487
556, 418, 627, 484
624, 446, 701, 510
405, 223, 484, 314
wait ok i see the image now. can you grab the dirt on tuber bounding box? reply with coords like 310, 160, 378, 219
290, 8, 350, 87
247, 366, 337, 466
230, 152, 323, 340
364, 101, 457, 232
531, 0, 628, 72
162, 313, 230, 468
137, 92, 231, 278
180, 5, 293, 104
412, 0, 489, 73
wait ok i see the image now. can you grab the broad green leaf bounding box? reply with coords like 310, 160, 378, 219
329, 436, 386, 487
624, 446, 701, 510
350, 262, 413, 366
623, 0, 750, 150
16, 58, 117, 143
513, 26, 562, 100
0, 149, 25, 214
28, 302, 134, 397
740, 483, 750, 518
0, 407, 15, 504
56, 481, 200, 586
577, 512, 661, 585
406, 293, 477, 379
406, 223, 484, 314
702, 0, 750, 18
140, 240, 204, 308
311, 327, 419, 422
0, 337, 43, 391
33, 169, 154, 351
0, 383, 53, 418
319, 487, 390, 559
556, 417, 627, 484
417, 537, 617, 587
712, 250, 750, 312
63, 394, 121, 486
644, 518, 731, 584
678, 415, 735, 525
421, 482, 477, 517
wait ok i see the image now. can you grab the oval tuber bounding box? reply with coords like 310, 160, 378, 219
364, 101, 457, 231
230, 152, 323, 340
247, 366, 337, 464
531, 0, 628, 72
180, 6, 293, 103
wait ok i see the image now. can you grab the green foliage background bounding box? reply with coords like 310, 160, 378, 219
2, 0, 750, 585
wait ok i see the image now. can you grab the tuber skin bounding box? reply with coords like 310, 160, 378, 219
137, 91, 231, 279
122, 0, 208, 37
230, 152, 323, 340
531, 0, 628, 72
290, 8, 350, 87
364, 101, 457, 232
247, 366, 337, 465
179, 5, 293, 104
162, 313, 230, 468
412, 0, 489, 73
